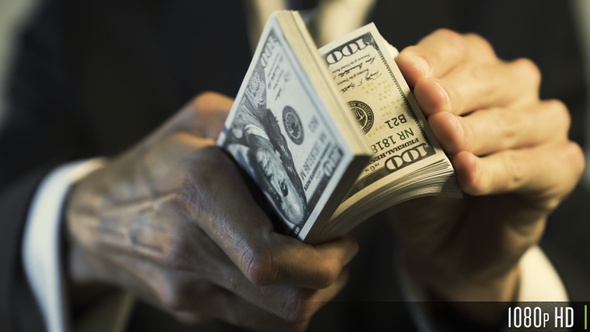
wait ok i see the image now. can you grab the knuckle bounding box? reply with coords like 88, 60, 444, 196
563, 141, 585, 179
534, 143, 584, 213
175, 172, 202, 210
192, 91, 218, 109
435, 113, 465, 153
545, 99, 571, 134
159, 233, 190, 270
497, 110, 520, 148
502, 150, 525, 191
434, 28, 466, 49
461, 151, 526, 196
314, 264, 340, 289
542, 197, 563, 213
128, 205, 193, 271
174, 150, 228, 213
464, 33, 495, 59
436, 29, 468, 59
194, 90, 214, 100
463, 32, 489, 47
240, 245, 277, 285
141, 210, 194, 271
279, 291, 316, 323
155, 276, 187, 312
464, 172, 487, 196
161, 295, 184, 312
175, 312, 212, 326
460, 159, 488, 196
512, 58, 541, 89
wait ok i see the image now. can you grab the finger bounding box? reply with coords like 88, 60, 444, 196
233, 267, 351, 324
196, 285, 315, 332
168, 238, 351, 324
191, 91, 234, 139
152, 92, 233, 141
151, 269, 349, 331
174, 312, 214, 326
396, 30, 499, 87
129, 213, 355, 314
413, 58, 541, 116
180, 148, 359, 288
133, 277, 306, 332
451, 143, 584, 208
246, 233, 358, 288
396, 29, 469, 86
429, 99, 570, 155
98, 241, 343, 330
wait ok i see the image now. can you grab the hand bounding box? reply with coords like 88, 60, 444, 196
389, 30, 584, 303
65, 92, 358, 331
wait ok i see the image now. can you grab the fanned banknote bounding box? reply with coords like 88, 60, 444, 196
217, 11, 460, 244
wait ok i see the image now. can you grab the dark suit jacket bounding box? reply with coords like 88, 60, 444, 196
1, 0, 588, 331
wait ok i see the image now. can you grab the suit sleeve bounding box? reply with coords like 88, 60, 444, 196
0, 168, 51, 331
0, 0, 94, 330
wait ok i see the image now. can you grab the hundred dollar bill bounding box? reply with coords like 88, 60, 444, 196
217, 12, 371, 241
313, 23, 460, 241
218, 11, 459, 244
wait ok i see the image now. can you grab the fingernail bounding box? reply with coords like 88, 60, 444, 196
410, 53, 429, 77
449, 113, 462, 135
343, 235, 359, 265
432, 80, 452, 113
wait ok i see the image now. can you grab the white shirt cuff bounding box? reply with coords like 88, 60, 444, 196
22, 159, 105, 332
518, 246, 568, 301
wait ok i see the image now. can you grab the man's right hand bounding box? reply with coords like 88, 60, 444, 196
65, 92, 358, 331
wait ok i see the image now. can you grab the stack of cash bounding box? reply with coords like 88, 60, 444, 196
217, 11, 460, 244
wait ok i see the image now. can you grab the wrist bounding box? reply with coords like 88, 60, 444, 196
405, 261, 520, 329
65, 234, 120, 312
63, 165, 111, 286
65, 181, 125, 322
23, 159, 105, 332
430, 267, 520, 302
398, 255, 520, 330
402, 255, 521, 302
